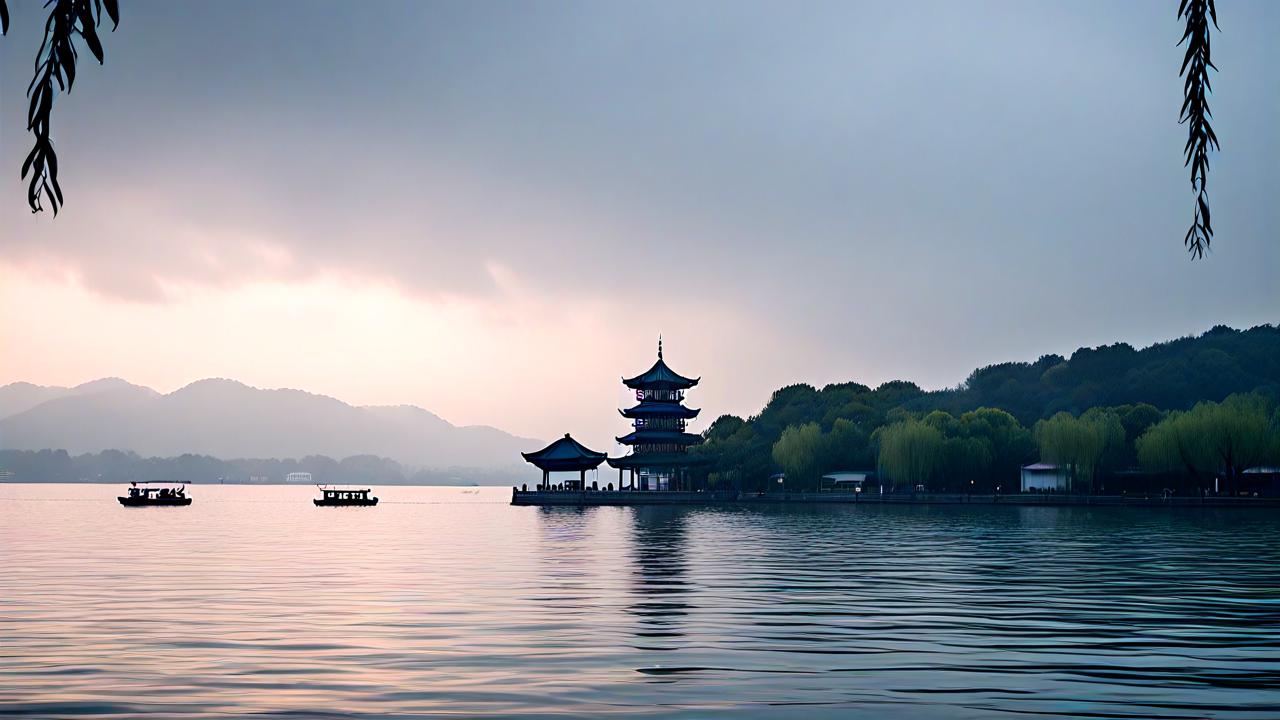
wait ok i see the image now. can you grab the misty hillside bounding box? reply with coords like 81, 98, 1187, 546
0, 378, 540, 470
0, 378, 156, 419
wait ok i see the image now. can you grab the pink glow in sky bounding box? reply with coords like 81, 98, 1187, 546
2, 2, 1277, 449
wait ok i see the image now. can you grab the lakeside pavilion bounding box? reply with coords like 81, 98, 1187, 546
521, 434, 607, 490
607, 338, 708, 491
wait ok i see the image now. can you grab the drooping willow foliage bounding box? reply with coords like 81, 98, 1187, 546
874, 420, 945, 492
1177, 0, 1219, 258
1136, 394, 1276, 488
0, 0, 119, 215
771, 422, 824, 491
1032, 411, 1125, 493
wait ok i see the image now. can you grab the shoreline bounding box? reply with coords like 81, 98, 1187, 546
511, 489, 1280, 508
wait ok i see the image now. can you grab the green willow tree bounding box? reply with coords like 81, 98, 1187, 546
1033, 411, 1125, 493
1136, 394, 1276, 493
771, 422, 824, 491
875, 419, 944, 492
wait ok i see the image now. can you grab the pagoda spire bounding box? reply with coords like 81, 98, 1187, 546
658, 334, 663, 360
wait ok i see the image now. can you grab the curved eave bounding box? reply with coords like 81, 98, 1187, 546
614, 431, 704, 446
619, 404, 701, 419
521, 449, 608, 461
522, 457, 608, 472
607, 453, 711, 469
521, 434, 608, 470
621, 359, 700, 390
623, 377, 701, 391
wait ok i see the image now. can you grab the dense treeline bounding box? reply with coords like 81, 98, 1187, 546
937, 324, 1280, 424
693, 325, 1280, 492
0, 449, 514, 485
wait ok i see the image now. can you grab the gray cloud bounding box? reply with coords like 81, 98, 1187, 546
2, 0, 1277, 391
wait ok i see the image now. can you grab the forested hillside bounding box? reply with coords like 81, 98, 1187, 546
938, 324, 1280, 422
693, 324, 1280, 490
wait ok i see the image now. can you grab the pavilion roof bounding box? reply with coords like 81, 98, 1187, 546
521, 433, 608, 471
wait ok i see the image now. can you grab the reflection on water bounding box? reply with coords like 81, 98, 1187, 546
628, 508, 690, 644
2, 484, 1279, 718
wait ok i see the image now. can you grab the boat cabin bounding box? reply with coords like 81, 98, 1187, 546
118, 482, 192, 506
314, 485, 379, 506
127, 485, 186, 500
322, 488, 372, 502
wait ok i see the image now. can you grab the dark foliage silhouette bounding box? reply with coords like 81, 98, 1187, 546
693, 325, 1280, 490
1178, 0, 1219, 258
0, 0, 118, 215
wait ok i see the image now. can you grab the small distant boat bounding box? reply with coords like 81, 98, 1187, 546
314, 485, 378, 507
118, 482, 192, 507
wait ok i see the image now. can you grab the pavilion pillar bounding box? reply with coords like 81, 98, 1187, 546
542, 470, 548, 491
579, 469, 585, 492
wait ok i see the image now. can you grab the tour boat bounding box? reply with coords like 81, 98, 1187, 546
118, 482, 192, 507
314, 486, 379, 507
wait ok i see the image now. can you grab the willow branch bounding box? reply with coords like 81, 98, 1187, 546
4, 0, 119, 215
1177, 0, 1219, 258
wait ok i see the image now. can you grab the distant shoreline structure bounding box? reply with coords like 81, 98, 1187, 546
511, 489, 1280, 509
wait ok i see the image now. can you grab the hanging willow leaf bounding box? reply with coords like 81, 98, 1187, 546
0, 0, 118, 215
1178, 0, 1219, 259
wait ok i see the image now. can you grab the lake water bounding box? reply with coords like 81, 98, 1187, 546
2, 484, 1278, 719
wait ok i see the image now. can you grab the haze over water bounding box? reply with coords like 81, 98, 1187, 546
2, 484, 1278, 718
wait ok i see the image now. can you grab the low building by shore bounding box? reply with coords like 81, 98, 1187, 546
1020, 463, 1069, 492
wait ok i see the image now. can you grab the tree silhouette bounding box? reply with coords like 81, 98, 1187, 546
1178, 0, 1219, 258
0, 0, 118, 215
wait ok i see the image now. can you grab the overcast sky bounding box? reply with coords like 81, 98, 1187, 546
1, 1, 1276, 451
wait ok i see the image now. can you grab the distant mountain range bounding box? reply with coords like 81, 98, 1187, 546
0, 378, 541, 470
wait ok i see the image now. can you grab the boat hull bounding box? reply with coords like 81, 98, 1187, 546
118, 497, 192, 507
313, 498, 379, 507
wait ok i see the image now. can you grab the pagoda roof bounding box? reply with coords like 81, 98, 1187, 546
615, 430, 704, 446
521, 433, 608, 471
622, 341, 699, 390
607, 453, 711, 469
619, 401, 701, 419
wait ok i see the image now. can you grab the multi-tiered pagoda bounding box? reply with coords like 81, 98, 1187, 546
608, 338, 706, 491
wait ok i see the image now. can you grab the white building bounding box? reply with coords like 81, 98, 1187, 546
285, 472, 313, 483
1020, 463, 1069, 492
820, 471, 874, 491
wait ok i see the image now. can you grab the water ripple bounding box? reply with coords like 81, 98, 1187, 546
2, 485, 1279, 718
